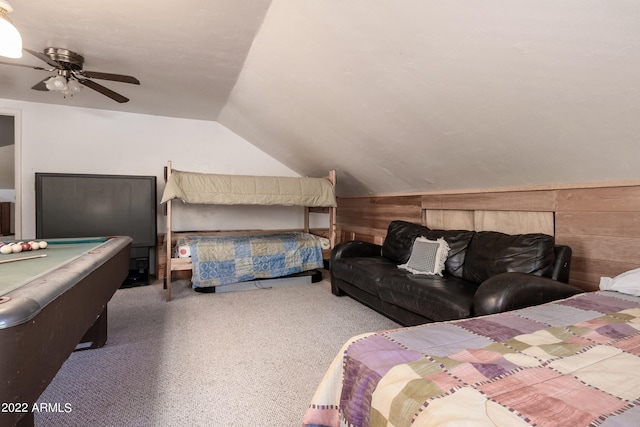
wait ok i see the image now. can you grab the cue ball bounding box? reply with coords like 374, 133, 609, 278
11, 244, 22, 253
0, 245, 12, 254
39, 241, 48, 249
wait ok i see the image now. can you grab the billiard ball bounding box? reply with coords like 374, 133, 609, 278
39, 241, 48, 249
21, 243, 31, 252
11, 244, 22, 253
30, 241, 40, 250
0, 245, 12, 255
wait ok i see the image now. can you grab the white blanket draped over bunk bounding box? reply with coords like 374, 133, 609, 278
161, 169, 337, 207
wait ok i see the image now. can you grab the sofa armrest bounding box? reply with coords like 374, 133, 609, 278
330, 240, 382, 265
474, 272, 584, 316
330, 240, 383, 296
552, 245, 572, 283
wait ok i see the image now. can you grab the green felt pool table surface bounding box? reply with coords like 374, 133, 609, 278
0, 237, 109, 297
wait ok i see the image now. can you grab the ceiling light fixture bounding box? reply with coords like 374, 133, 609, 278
0, 0, 22, 58
45, 74, 83, 97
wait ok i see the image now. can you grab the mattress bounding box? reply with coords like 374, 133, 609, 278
177, 232, 325, 288
176, 235, 331, 258
161, 169, 337, 207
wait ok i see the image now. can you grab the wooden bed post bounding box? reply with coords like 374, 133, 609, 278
328, 170, 337, 249
304, 207, 310, 233
165, 161, 173, 301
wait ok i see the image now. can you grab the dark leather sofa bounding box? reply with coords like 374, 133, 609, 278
331, 220, 583, 326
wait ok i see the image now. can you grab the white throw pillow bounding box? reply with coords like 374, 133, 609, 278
600, 268, 640, 296
398, 237, 450, 276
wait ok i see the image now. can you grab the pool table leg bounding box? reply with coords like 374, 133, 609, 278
15, 411, 33, 427
75, 307, 108, 351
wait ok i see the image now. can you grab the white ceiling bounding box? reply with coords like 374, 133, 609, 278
3, 0, 640, 196
0, 0, 272, 119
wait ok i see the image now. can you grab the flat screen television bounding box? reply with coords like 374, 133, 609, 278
36, 173, 157, 248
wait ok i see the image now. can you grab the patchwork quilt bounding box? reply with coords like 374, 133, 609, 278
303, 291, 640, 427
181, 232, 324, 289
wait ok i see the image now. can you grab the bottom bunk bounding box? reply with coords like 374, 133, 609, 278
162, 230, 331, 296
194, 269, 323, 293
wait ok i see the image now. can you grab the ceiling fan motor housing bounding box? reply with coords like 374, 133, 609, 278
44, 47, 84, 70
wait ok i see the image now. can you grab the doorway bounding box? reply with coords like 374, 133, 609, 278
0, 109, 21, 239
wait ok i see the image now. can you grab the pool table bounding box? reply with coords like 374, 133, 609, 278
0, 236, 131, 427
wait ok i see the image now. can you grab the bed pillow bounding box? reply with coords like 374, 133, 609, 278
398, 237, 450, 276
600, 268, 640, 296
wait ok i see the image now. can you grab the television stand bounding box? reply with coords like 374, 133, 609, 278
120, 246, 152, 288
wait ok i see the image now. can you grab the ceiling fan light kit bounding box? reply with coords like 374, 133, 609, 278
45, 75, 83, 96
0, 0, 23, 58
45, 75, 67, 91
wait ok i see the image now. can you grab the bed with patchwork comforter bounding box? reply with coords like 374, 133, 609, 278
178, 232, 324, 289
303, 291, 640, 427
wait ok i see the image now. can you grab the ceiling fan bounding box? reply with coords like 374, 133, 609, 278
0, 47, 140, 103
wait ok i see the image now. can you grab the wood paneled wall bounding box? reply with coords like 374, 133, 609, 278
555, 187, 640, 290
336, 184, 640, 291
337, 196, 422, 245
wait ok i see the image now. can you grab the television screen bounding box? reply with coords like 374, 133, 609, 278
36, 173, 157, 248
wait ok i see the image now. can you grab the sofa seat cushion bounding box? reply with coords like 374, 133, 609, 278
376, 268, 479, 322
332, 257, 397, 297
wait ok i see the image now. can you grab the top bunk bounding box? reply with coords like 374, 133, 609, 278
161, 162, 337, 208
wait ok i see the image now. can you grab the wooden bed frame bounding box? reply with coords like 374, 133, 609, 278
163, 161, 337, 301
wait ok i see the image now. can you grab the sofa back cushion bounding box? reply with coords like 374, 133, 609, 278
382, 220, 431, 264
462, 231, 555, 284
422, 229, 475, 279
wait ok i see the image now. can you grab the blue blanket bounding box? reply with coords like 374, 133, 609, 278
180, 232, 324, 289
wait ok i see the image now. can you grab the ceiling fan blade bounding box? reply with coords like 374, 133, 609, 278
77, 78, 130, 103
31, 78, 49, 91
0, 61, 49, 71
23, 48, 63, 69
78, 71, 140, 85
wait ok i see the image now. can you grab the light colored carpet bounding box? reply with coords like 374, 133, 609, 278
35, 272, 399, 426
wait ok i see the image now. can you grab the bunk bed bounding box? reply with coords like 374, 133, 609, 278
160, 161, 337, 301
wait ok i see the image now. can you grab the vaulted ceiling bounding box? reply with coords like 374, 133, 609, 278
2, 0, 640, 196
